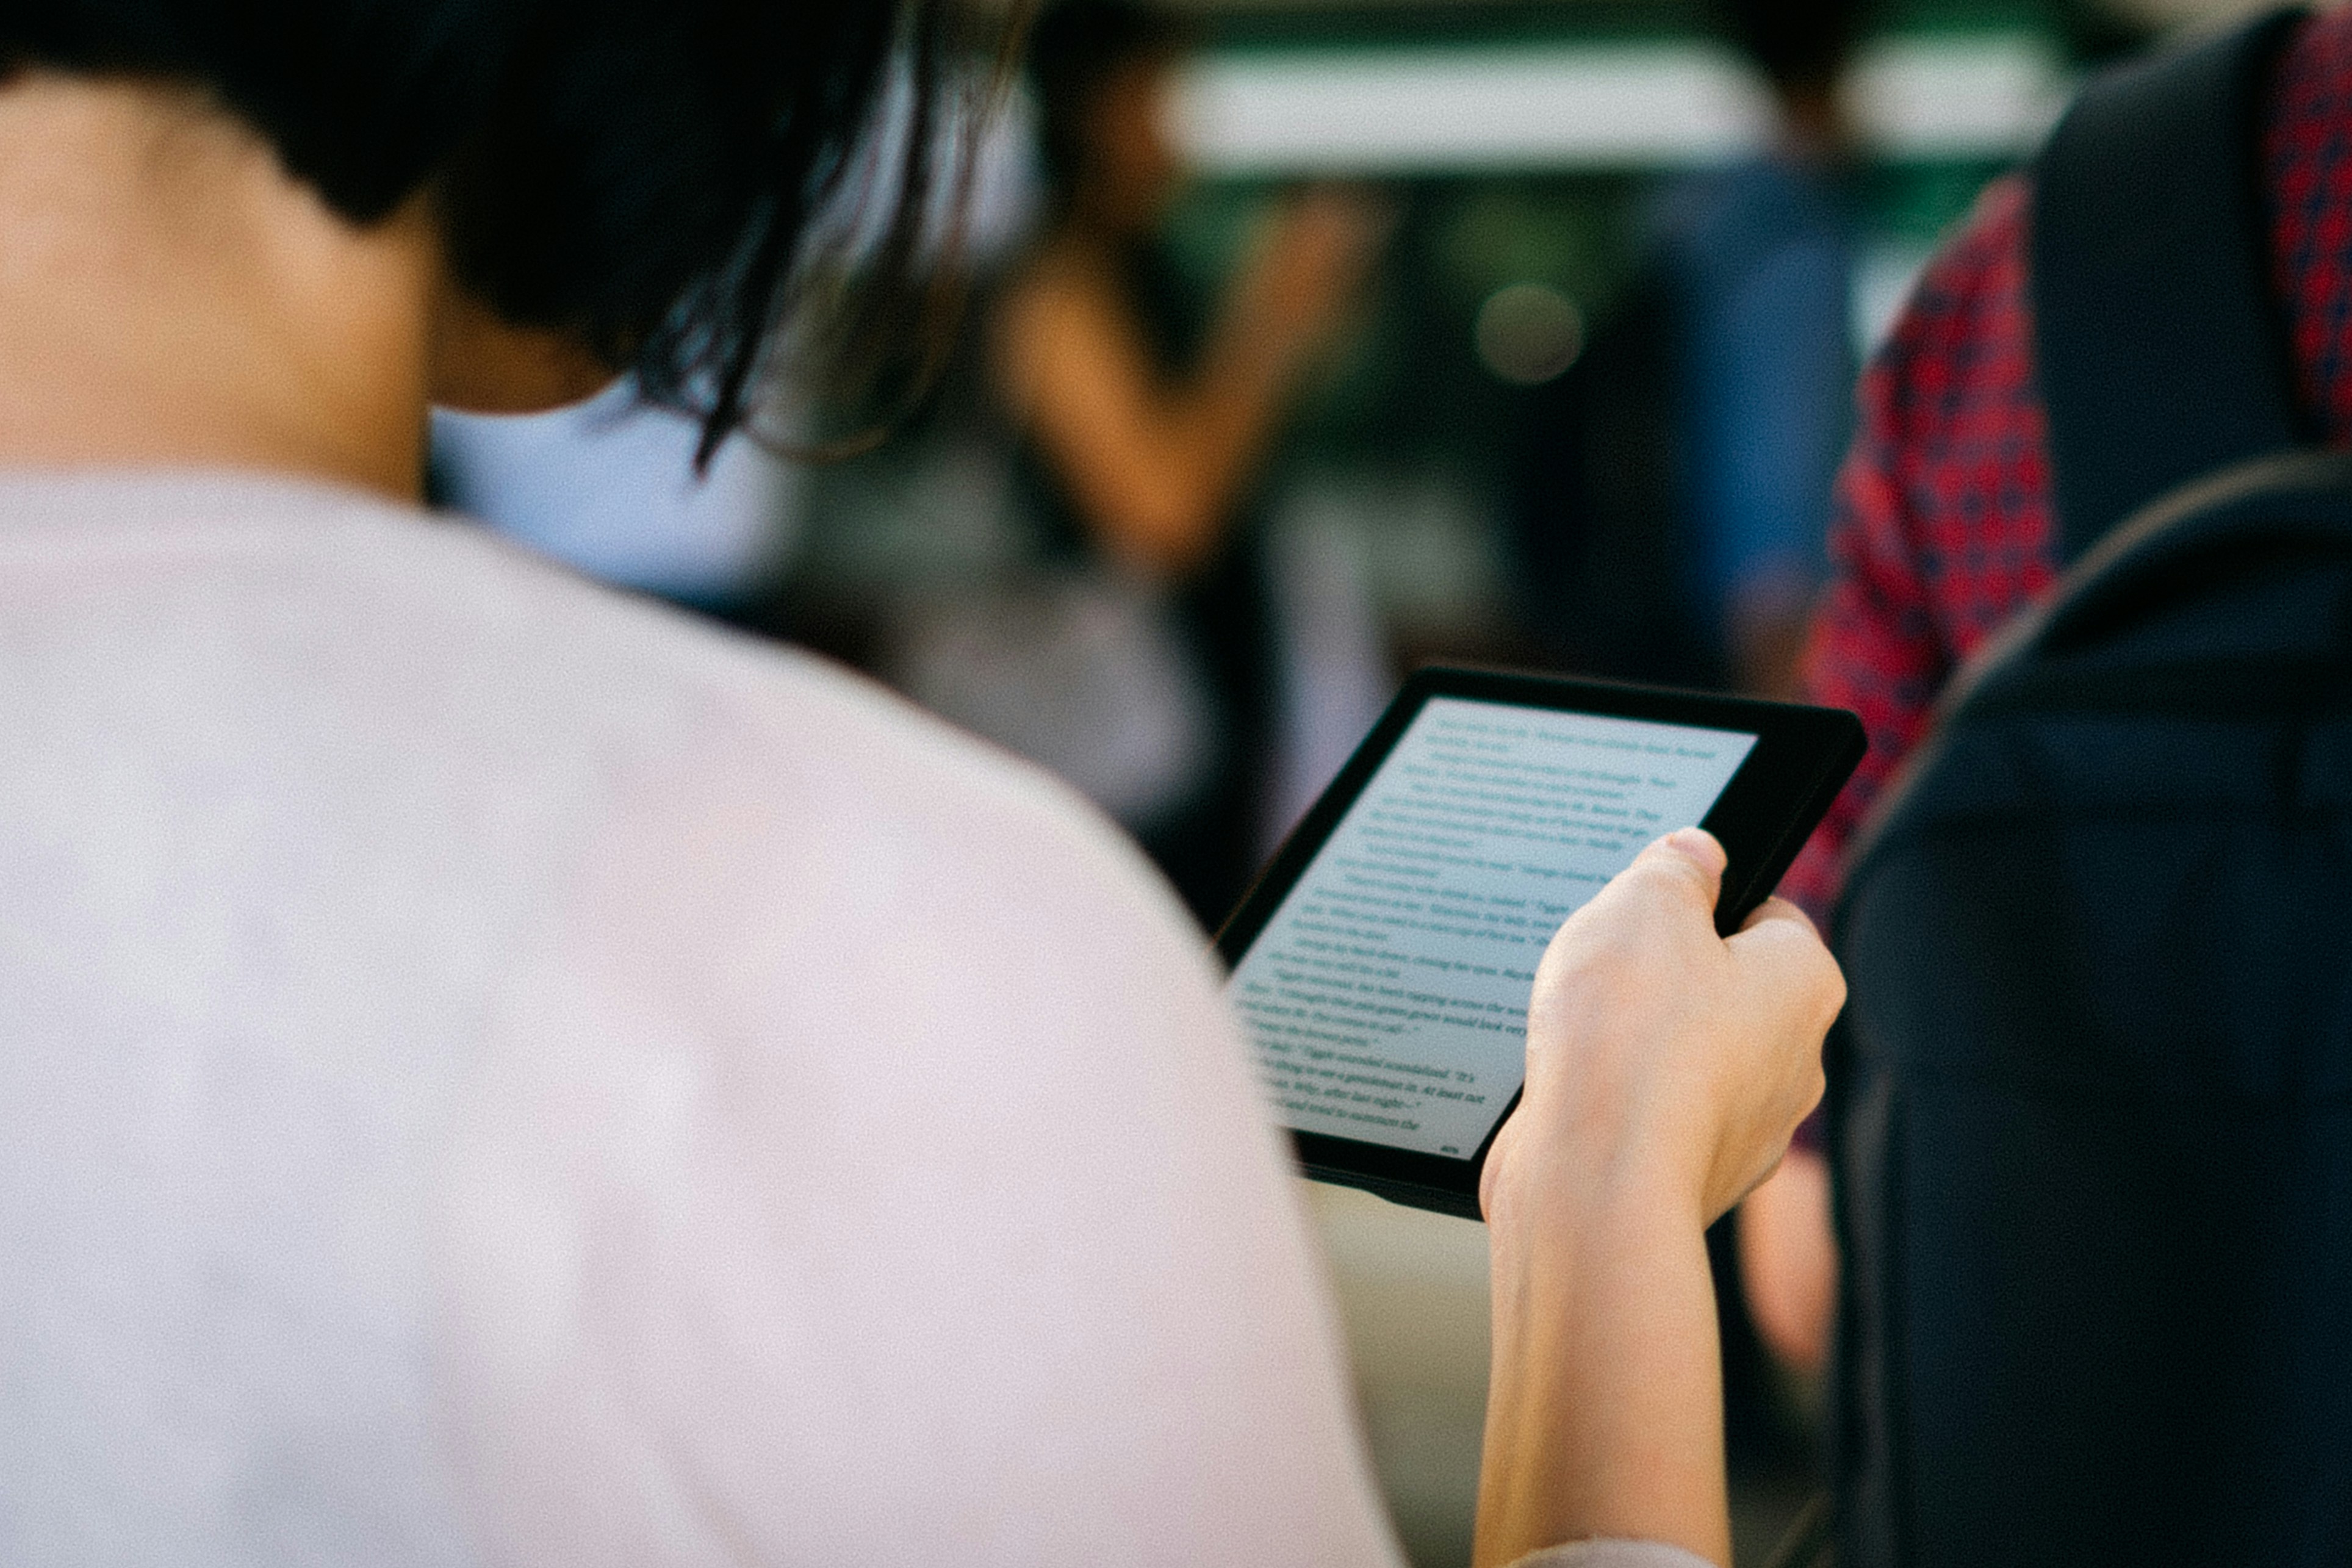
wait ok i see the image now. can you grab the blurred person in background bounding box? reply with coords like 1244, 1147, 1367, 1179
993, 0, 1384, 929
1748, 0, 2352, 1419
1505, 0, 1860, 1390
1652, 0, 1860, 702
1512, 0, 1855, 708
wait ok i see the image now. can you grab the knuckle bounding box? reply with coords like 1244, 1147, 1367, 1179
1621, 854, 1710, 915
1811, 948, 1849, 1016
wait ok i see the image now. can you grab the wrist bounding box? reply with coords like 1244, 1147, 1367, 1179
1476, 1173, 1730, 1568
1483, 1107, 1709, 1270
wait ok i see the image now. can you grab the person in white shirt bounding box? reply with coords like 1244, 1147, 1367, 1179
0, 7, 1843, 1567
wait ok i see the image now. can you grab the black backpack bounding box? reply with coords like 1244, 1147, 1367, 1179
1829, 12, 2352, 1565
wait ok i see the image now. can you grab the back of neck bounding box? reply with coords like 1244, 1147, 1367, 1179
0, 74, 437, 501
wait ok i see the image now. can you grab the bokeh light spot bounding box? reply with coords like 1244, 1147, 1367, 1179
1473, 281, 1584, 386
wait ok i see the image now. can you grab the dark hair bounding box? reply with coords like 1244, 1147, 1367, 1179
1026, 0, 1190, 200
1714, 0, 1869, 99
1, 0, 1006, 458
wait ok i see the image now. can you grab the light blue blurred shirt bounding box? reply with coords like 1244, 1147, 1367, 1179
1648, 157, 1854, 625
431, 379, 800, 606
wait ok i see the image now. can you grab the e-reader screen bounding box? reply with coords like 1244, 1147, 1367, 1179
1227, 697, 1757, 1160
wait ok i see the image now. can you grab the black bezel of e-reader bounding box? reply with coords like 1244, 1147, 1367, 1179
1213, 666, 1865, 1220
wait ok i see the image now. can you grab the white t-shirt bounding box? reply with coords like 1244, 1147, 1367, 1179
0, 470, 1702, 1568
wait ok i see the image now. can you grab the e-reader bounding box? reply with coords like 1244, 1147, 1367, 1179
1215, 667, 1864, 1219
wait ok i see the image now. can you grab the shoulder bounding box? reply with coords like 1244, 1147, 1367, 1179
714, 631, 1185, 910
1836, 175, 2054, 634
422, 550, 1243, 1151
392, 510, 1213, 997
2265, 4, 2352, 180
0, 466, 1187, 958
1866, 174, 2034, 451
2262, 5, 2352, 442
429, 556, 1375, 1564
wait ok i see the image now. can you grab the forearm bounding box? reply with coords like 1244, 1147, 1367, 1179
1468, 833, 1836, 1568
1112, 267, 1343, 571
1736, 1148, 1836, 1374
1003, 206, 1369, 575
1144, 190, 1381, 548
1475, 1162, 1730, 1568
1007, 307, 1300, 579
1112, 337, 1296, 568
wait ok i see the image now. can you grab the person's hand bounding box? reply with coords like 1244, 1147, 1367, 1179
1470, 829, 1843, 1567
1228, 184, 1391, 359
1481, 827, 1841, 1238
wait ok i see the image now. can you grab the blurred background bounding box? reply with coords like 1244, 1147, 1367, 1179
431, 0, 2268, 1559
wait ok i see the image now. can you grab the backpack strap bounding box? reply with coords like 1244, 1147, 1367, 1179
2031, 9, 2312, 564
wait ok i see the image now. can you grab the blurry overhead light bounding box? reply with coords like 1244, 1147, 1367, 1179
1475, 283, 1583, 386
1167, 36, 2072, 174
1169, 44, 1767, 172
1840, 36, 2070, 160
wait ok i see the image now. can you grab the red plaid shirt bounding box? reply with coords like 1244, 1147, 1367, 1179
1785, 6, 2352, 915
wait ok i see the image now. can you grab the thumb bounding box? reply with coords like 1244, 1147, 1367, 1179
1617, 827, 1727, 919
